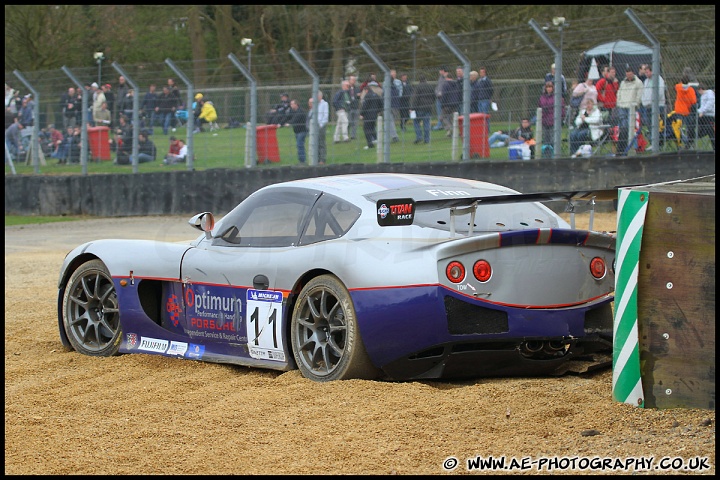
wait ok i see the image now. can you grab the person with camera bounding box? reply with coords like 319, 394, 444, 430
570, 99, 603, 157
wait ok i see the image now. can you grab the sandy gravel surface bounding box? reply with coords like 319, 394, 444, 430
4, 214, 714, 475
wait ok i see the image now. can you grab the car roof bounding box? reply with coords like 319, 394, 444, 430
271, 173, 518, 204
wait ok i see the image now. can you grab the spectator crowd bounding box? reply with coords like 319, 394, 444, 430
6, 60, 714, 167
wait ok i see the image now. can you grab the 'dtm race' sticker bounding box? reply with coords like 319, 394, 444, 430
246, 289, 285, 361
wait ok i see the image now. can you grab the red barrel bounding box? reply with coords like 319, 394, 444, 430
458, 113, 490, 158
256, 124, 281, 163
87, 126, 111, 161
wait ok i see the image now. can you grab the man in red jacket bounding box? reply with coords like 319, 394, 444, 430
595, 66, 619, 118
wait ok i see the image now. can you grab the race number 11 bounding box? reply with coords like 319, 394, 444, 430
246, 289, 285, 361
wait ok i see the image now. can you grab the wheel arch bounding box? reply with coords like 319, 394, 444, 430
59, 252, 101, 290
285, 268, 335, 362
57, 252, 101, 350
287, 270, 379, 381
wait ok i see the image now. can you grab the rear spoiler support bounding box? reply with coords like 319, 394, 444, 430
564, 196, 597, 230
449, 202, 479, 237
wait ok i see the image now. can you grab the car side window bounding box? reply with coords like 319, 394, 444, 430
298, 194, 361, 246
213, 188, 320, 247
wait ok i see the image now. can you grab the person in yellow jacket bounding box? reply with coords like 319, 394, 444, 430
194, 97, 218, 133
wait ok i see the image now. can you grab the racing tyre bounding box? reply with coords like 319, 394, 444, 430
62, 259, 122, 356
291, 275, 378, 382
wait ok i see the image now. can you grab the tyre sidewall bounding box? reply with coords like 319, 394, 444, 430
62, 259, 122, 357
291, 275, 374, 382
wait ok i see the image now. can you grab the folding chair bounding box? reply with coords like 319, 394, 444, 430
608, 111, 646, 156
591, 125, 614, 156
20, 127, 32, 152
621, 112, 649, 155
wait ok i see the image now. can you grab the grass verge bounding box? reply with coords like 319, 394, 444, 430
5, 215, 89, 226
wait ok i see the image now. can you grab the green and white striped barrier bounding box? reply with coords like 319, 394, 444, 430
613, 188, 649, 408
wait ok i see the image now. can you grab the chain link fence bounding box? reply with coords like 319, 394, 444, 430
5, 9, 715, 174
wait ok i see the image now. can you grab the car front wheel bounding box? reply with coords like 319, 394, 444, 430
62, 259, 122, 356
291, 275, 378, 382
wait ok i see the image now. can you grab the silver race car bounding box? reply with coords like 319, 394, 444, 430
58, 173, 616, 381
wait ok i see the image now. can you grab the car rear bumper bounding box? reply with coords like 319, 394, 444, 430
352, 285, 613, 379
379, 334, 612, 380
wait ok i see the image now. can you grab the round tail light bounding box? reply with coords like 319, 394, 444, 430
473, 260, 492, 282
590, 257, 607, 279
446, 261, 465, 283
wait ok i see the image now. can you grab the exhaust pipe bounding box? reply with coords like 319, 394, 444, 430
542, 340, 568, 355
521, 341, 543, 354
547, 340, 567, 351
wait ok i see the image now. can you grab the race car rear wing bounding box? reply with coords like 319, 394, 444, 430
375, 188, 620, 232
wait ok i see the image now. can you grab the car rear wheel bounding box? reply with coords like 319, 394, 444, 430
62, 259, 122, 356
291, 275, 378, 382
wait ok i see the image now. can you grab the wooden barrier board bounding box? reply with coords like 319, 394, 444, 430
636, 183, 715, 409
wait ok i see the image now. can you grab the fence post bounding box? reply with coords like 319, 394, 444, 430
289, 48, 319, 166
625, 8, 662, 153
228, 53, 257, 167
111, 63, 141, 173
535, 107, 544, 155
360, 41, 391, 164
165, 59, 194, 171
5, 141, 16, 174
438, 31, 471, 161
529, 19, 564, 159
61, 66, 90, 174
627, 105, 637, 156
12, 70, 41, 174
451, 112, 460, 161
376, 115, 383, 163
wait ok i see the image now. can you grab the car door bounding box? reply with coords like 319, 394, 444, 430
178, 188, 320, 365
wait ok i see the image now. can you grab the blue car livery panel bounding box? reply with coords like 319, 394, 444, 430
58, 173, 617, 382
120, 281, 290, 368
